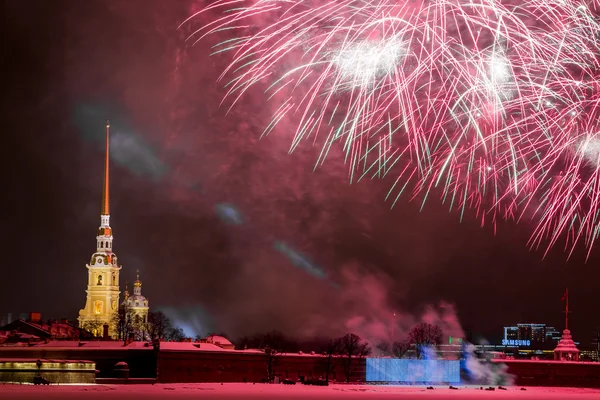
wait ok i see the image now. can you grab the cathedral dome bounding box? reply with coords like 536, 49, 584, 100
125, 294, 148, 308
123, 270, 149, 309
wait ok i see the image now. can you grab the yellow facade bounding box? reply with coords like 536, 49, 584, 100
78, 251, 122, 337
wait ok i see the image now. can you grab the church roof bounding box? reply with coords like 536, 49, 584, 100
127, 294, 148, 302
206, 335, 233, 347
554, 329, 580, 354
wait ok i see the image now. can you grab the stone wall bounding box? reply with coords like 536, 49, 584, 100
498, 360, 600, 388
0, 347, 156, 378
157, 351, 366, 383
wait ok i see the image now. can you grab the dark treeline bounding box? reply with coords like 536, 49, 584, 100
233, 322, 443, 357
234, 331, 371, 383
234, 330, 345, 353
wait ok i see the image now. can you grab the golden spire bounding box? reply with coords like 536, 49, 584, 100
134, 269, 142, 287
101, 119, 110, 216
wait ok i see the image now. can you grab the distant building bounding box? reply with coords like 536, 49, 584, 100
504, 326, 518, 341
545, 326, 561, 342
0, 313, 91, 344
203, 335, 235, 350
502, 323, 559, 348
579, 348, 599, 362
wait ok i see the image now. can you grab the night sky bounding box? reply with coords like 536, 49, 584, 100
3, 0, 599, 345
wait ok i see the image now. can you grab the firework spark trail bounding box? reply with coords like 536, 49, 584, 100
183, 0, 600, 256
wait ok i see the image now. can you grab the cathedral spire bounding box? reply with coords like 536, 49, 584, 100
97, 119, 113, 249
80, 119, 122, 339
101, 119, 110, 218
133, 269, 142, 296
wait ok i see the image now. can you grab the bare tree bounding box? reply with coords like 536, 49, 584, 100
321, 338, 341, 383
165, 327, 185, 342
392, 340, 410, 358
408, 322, 442, 359
339, 333, 371, 382
264, 345, 279, 383
147, 311, 171, 341
82, 316, 103, 338
260, 331, 285, 383
375, 341, 393, 356
112, 304, 136, 345
131, 314, 148, 341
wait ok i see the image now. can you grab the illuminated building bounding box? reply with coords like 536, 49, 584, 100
77, 120, 122, 337
122, 271, 150, 330
545, 326, 561, 342
518, 324, 546, 343
504, 326, 518, 341
502, 323, 559, 347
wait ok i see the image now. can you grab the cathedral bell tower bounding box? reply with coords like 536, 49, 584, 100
78, 120, 122, 337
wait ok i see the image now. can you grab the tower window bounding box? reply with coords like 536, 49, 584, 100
100, 242, 104, 248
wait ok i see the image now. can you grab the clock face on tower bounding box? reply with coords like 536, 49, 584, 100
97, 258, 103, 264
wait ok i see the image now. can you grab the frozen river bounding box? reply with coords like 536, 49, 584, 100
1, 383, 600, 400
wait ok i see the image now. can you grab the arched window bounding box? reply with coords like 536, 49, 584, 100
135, 315, 140, 324
143, 315, 147, 323
100, 242, 104, 248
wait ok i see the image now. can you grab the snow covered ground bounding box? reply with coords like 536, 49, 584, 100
1, 383, 600, 400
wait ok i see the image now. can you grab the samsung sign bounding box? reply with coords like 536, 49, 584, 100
501, 339, 531, 346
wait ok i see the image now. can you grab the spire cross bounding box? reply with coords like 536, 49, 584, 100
136, 269, 140, 280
